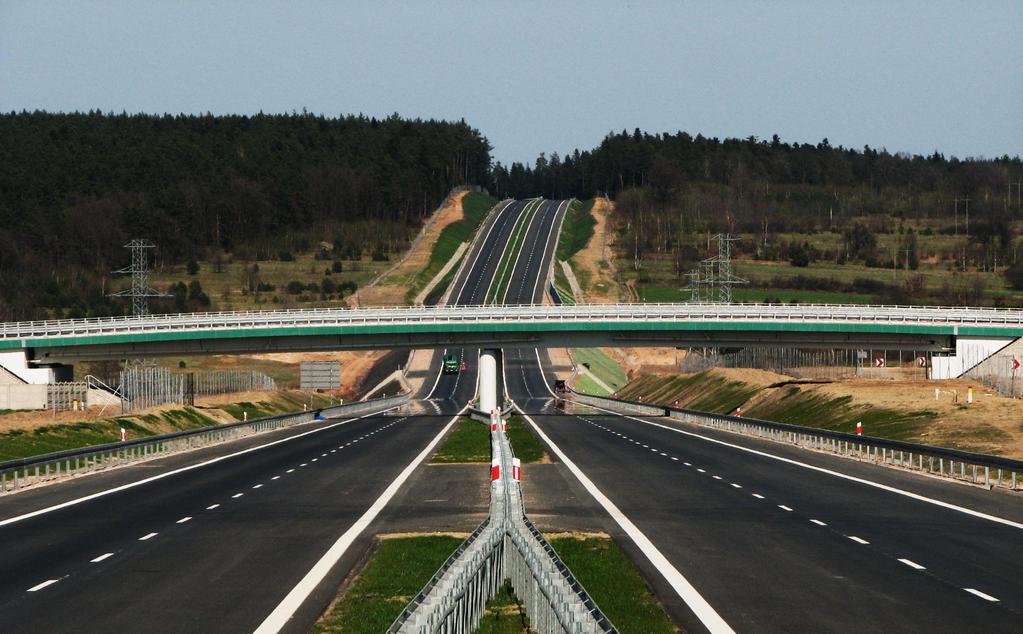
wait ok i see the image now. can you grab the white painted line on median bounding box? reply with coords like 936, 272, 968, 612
27, 579, 60, 592
519, 411, 735, 634
91, 553, 114, 563
176, 516, 192, 524
963, 588, 999, 602
206, 504, 220, 510
139, 532, 158, 541
581, 403, 1023, 532
847, 536, 870, 545
778, 505, 793, 512
0, 407, 400, 528
254, 411, 462, 634
810, 519, 827, 526
898, 558, 925, 570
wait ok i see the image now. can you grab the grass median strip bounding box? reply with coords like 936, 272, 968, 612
487, 198, 541, 305
431, 416, 547, 463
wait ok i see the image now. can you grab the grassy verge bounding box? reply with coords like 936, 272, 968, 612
573, 373, 610, 396
488, 198, 540, 304
556, 198, 596, 262
405, 192, 496, 303
432, 416, 546, 463
548, 535, 675, 634
311, 535, 464, 634
572, 348, 628, 393
0, 390, 337, 461
432, 417, 491, 463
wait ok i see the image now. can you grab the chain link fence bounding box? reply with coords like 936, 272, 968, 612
962, 353, 1023, 398
678, 347, 929, 380
120, 366, 277, 413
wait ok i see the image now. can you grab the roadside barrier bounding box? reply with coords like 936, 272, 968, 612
0, 392, 409, 494
389, 414, 615, 633
571, 391, 1023, 492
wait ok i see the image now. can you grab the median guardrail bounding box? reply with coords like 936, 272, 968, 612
0, 391, 410, 494
390, 411, 615, 634
571, 391, 1023, 492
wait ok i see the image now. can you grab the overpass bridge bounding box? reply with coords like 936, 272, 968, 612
3, 302, 1023, 378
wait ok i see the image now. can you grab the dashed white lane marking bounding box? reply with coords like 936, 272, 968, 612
139, 532, 158, 541
671, 457, 679, 461
810, 519, 827, 526
330, 450, 336, 453
898, 558, 925, 570
581, 404, 1023, 532
730, 483, 742, 489
300, 463, 308, 467
0, 407, 400, 528
286, 469, 295, 473
321, 453, 327, 457
27, 579, 59, 592
963, 588, 999, 602
752, 494, 765, 499
206, 504, 220, 510
271, 476, 280, 480
778, 505, 793, 512
518, 410, 735, 634
847, 536, 870, 545
91, 553, 114, 563
176, 516, 192, 524
697, 468, 706, 473
232, 493, 244, 499
252, 484, 263, 489
659, 452, 668, 456
254, 411, 462, 634
684, 462, 692, 466
311, 459, 318, 462
712, 475, 723, 480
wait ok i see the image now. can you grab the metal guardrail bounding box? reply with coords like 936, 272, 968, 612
5, 302, 1023, 342
0, 392, 409, 494
390, 414, 615, 633
570, 392, 1023, 492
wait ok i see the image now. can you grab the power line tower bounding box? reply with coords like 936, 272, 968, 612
684, 233, 748, 303
110, 239, 169, 316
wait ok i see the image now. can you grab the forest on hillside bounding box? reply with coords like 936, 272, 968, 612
0, 111, 491, 320
493, 130, 1023, 304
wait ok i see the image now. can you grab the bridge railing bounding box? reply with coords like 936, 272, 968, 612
389, 413, 615, 634
6, 302, 1023, 341
570, 391, 1023, 492
0, 391, 410, 495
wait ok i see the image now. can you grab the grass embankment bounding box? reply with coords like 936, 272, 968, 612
552, 198, 597, 304
431, 416, 546, 463
571, 348, 628, 396
618, 372, 936, 441
311, 535, 465, 634
312, 534, 674, 634
406, 191, 496, 304
0, 390, 337, 461
488, 198, 541, 304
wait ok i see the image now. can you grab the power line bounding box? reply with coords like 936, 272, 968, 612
109, 239, 170, 316
684, 233, 748, 303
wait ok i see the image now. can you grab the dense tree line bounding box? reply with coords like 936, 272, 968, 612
0, 111, 491, 320
492, 130, 1023, 283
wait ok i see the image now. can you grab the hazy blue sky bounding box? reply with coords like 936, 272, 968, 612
2, 1, 1020, 165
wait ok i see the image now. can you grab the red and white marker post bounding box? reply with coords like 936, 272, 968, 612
120, 427, 127, 442
856, 421, 863, 436
512, 458, 521, 482
735, 406, 742, 417
490, 457, 501, 483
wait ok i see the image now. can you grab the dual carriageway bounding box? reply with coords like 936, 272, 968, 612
2, 198, 1022, 633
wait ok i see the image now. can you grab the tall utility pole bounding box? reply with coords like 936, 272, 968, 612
110, 239, 169, 316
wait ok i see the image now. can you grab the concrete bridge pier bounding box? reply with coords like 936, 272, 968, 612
478, 349, 499, 414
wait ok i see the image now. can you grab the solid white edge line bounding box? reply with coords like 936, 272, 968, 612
580, 402, 1023, 531
91, 552, 114, 563
253, 411, 463, 634
518, 410, 735, 634
27, 579, 59, 592
0, 406, 400, 528
898, 558, 925, 570
963, 588, 999, 601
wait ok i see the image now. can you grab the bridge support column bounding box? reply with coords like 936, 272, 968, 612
478, 349, 499, 414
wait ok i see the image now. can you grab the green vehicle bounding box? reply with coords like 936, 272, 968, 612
442, 353, 460, 375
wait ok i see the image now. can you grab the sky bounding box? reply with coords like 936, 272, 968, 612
1, 1, 1020, 166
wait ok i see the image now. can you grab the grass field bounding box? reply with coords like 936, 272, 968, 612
556, 198, 596, 262
431, 416, 546, 463
404, 191, 496, 303
311, 535, 464, 634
